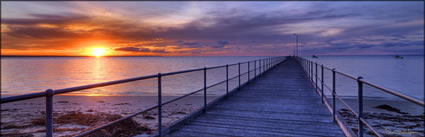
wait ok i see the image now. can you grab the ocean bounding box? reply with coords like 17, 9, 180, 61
304, 55, 424, 100
1, 56, 423, 100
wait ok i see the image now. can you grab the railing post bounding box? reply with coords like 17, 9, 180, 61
238, 63, 241, 90
315, 63, 318, 93
203, 67, 207, 113
248, 61, 250, 83
226, 64, 229, 97
260, 59, 262, 74
307, 60, 309, 78
332, 68, 336, 122
321, 65, 324, 104
357, 76, 364, 137
309, 61, 311, 80
254, 60, 257, 78
310, 61, 313, 82
157, 73, 162, 136
266, 59, 268, 70
262, 59, 264, 73
306, 60, 308, 74
45, 89, 54, 137
268, 58, 270, 70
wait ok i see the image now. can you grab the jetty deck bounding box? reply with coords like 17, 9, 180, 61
166, 58, 345, 137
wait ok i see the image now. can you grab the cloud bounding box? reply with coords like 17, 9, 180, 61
151, 49, 169, 53
114, 46, 170, 53
212, 40, 229, 48
115, 47, 142, 52
1, 2, 424, 55
182, 42, 201, 47
319, 28, 343, 37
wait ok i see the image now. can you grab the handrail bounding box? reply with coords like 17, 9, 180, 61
1, 74, 159, 103
298, 57, 424, 106
360, 79, 424, 106
1, 57, 281, 103
296, 56, 423, 137
1, 56, 287, 137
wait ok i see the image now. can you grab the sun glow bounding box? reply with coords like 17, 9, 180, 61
90, 47, 108, 57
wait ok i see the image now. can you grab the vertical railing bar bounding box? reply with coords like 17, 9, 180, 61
203, 67, 207, 113
321, 65, 324, 104
45, 89, 54, 137
306, 60, 308, 78
248, 61, 250, 83
314, 62, 316, 92
332, 68, 336, 122
358, 76, 364, 137
254, 60, 257, 78
309, 60, 311, 80
226, 64, 229, 97
307, 60, 308, 76
259, 60, 261, 75
310, 61, 313, 82
268, 58, 270, 70
238, 63, 241, 90
157, 73, 162, 137
260, 59, 262, 74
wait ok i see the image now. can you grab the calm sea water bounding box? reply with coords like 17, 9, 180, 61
1, 56, 269, 96
1, 56, 423, 100
304, 55, 424, 100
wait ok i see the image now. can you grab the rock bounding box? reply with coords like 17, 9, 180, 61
113, 103, 129, 106
84, 118, 153, 137
374, 104, 408, 114
0, 133, 34, 137
143, 115, 155, 120
57, 101, 69, 103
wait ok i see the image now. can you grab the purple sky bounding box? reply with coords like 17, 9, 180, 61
1, 1, 424, 56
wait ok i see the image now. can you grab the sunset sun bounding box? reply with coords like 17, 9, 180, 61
90, 47, 108, 57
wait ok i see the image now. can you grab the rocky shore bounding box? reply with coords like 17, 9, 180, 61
338, 104, 424, 137
1, 96, 206, 137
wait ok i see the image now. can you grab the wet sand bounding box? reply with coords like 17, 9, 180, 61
1, 95, 217, 137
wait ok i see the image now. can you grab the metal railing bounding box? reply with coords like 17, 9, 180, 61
295, 57, 424, 137
0, 56, 287, 137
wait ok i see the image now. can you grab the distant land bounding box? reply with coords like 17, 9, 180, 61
1, 54, 423, 57
0, 55, 163, 57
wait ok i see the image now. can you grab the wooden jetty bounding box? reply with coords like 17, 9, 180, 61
165, 57, 345, 137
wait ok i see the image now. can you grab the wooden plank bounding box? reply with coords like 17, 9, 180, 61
164, 57, 345, 137
187, 121, 344, 136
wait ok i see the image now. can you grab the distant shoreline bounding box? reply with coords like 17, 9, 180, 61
0, 55, 164, 57
1, 54, 424, 58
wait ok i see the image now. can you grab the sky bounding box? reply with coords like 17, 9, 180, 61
1, 1, 424, 56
